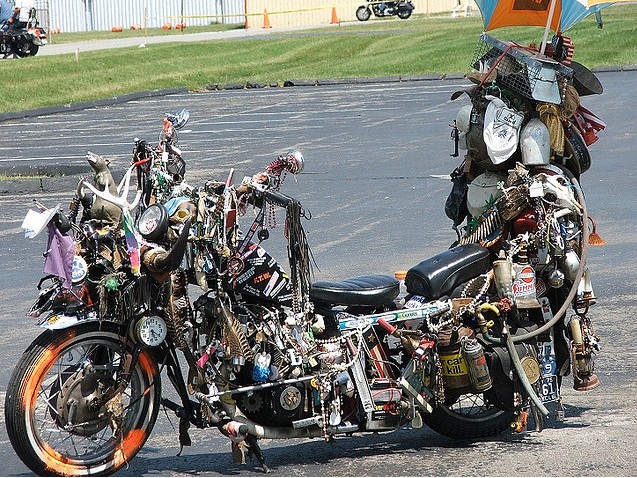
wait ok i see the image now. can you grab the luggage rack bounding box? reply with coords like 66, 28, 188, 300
471, 33, 573, 104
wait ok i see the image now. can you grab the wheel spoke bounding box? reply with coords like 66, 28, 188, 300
424, 391, 514, 439
449, 394, 490, 416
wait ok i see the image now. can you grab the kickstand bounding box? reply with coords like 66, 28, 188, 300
245, 434, 270, 473
555, 398, 565, 422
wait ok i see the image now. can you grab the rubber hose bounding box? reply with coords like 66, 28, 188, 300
505, 327, 550, 417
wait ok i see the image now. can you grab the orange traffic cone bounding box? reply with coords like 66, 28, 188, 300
263, 9, 271, 29
330, 6, 339, 24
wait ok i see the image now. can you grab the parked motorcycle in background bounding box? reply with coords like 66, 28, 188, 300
0, 6, 46, 58
356, 0, 415, 21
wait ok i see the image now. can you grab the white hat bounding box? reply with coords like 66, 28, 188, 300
483, 95, 524, 165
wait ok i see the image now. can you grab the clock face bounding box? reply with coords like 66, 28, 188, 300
137, 316, 167, 346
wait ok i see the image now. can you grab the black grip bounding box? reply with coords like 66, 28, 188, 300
264, 190, 295, 208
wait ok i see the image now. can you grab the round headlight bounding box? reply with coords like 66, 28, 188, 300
137, 204, 169, 241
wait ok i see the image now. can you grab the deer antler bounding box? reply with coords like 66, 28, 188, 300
83, 166, 142, 213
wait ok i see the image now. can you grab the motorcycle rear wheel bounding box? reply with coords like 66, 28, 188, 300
356, 6, 372, 21
423, 392, 515, 439
11, 42, 38, 57
397, 9, 413, 19
4, 323, 160, 476
25, 44, 39, 56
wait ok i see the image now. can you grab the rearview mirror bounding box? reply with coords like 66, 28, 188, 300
165, 109, 190, 129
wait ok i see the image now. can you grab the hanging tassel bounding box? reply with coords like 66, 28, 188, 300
562, 85, 580, 119
537, 103, 566, 156
588, 216, 606, 246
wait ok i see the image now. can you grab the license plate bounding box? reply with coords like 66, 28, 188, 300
540, 375, 559, 403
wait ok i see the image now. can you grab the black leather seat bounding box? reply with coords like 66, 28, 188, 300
310, 274, 399, 306
405, 244, 490, 299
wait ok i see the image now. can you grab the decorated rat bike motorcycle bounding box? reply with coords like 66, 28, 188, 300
5, 32, 604, 472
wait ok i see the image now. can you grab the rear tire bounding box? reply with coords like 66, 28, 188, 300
397, 9, 412, 19
356, 6, 372, 21
423, 392, 515, 439
11, 42, 38, 57
26, 43, 39, 56
4, 323, 160, 476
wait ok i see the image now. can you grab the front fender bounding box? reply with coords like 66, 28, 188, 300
38, 311, 102, 330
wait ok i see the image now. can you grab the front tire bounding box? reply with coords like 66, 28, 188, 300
423, 392, 515, 439
4, 323, 160, 476
356, 6, 372, 21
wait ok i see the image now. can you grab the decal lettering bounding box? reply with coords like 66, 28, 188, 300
236, 267, 255, 285
513, 281, 536, 295
253, 272, 271, 285
241, 284, 261, 297
440, 353, 468, 376
247, 257, 267, 267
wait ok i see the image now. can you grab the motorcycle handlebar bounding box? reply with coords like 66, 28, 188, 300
263, 190, 295, 209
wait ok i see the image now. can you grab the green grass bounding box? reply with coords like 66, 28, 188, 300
48, 23, 243, 44
1, 4, 636, 114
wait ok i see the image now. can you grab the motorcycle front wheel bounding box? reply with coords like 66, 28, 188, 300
4, 323, 161, 476
422, 392, 515, 439
356, 6, 372, 21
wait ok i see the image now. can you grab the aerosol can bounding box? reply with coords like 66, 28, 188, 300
461, 337, 492, 392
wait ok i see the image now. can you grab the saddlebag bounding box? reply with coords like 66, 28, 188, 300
404, 244, 490, 299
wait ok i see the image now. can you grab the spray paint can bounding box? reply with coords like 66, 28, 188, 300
462, 338, 492, 392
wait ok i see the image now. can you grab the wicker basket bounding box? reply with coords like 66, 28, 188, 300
472, 33, 573, 105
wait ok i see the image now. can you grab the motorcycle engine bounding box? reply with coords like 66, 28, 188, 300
206, 301, 324, 425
